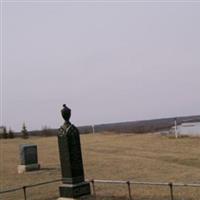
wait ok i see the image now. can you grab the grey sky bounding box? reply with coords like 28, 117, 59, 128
1, 1, 200, 131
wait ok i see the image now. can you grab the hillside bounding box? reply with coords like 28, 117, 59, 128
25, 115, 200, 136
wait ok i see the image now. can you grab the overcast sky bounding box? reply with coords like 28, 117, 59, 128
1, 1, 200, 131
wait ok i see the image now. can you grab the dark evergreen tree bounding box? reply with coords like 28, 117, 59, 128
21, 123, 29, 139
2, 127, 8, 139
8, 128, 14, 139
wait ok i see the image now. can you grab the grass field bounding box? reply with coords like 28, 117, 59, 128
1, 133, 200, 200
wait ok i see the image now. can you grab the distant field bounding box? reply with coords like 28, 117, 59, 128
1, 133, 200, 200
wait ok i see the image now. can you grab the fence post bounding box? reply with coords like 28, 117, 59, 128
127, 181, 132, 200
91, 179, 96, 198
169, 182, 174, 200
23, 186, 27, 200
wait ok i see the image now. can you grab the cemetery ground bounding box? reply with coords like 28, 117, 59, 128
1, 133, 200, 200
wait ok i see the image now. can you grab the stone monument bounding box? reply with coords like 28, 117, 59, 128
57, 104, 91, 199
18, 144, 40, 174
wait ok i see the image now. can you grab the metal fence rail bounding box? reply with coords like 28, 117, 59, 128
1, 178, 200, 200
0, 179, 62, 200
90, 179, 200, 200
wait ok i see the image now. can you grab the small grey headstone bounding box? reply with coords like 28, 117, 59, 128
18, 144, 40, 173
20, 144, 38, 165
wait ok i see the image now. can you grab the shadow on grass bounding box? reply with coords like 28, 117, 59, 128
81, 195, 196, 200
34, 195, 197, 200
40, 167, 59, 171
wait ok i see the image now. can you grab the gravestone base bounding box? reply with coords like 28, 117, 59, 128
18, 163, 40, 174
59, 182, 91, 199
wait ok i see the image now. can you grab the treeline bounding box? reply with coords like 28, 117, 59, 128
28, 125, 93, 137
0, 123, 29, 139
1, 115, 200, 138
0, 125, 93, 138
0, 127, 15, 139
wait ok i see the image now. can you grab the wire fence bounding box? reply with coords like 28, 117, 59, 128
1, 178, 200, 200
0, 179, 62, 200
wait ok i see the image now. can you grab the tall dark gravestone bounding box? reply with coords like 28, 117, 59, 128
18, 144, 40, 173
57, 105, 91, 199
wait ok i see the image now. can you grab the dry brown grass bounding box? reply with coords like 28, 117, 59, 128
1, 133, 200, 200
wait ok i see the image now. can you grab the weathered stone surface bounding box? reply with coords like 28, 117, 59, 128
58, 124, 84, 184
57, 121, 91, 198
17, 163, 40, 174
59, 182, 91, 198
20, 144, 38, 165
18, 144, 40, 173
